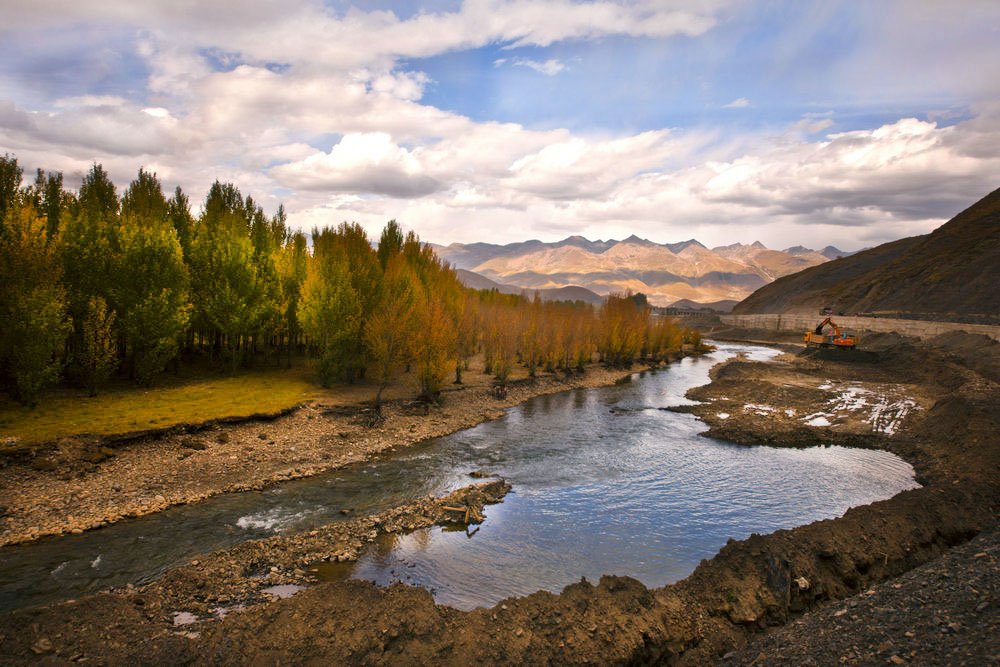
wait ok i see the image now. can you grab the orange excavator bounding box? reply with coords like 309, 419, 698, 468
804, 317, 857, 349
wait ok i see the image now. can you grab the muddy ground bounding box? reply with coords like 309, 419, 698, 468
1, 331, 998, 664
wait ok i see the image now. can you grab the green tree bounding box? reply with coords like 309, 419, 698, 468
77, 296, 118, 396
113, 216, 190, 384
298, 255, 361, 387
78, 163, 118, 220
0, 205, 70, 405
0, 154, 23, 219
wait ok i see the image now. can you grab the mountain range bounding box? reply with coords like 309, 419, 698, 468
733, 186, 1000, 318
433, 236, 855, 307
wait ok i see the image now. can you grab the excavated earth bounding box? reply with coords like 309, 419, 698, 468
1, 332, 999, 664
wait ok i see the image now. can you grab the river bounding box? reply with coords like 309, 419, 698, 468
0, 342, 919, 612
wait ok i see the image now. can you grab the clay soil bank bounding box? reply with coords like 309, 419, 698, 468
2, 333, 999, 664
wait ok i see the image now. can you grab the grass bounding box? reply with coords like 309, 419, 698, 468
0, 366, 317, 447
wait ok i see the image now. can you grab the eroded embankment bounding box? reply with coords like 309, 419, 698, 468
1, 333, 998, 664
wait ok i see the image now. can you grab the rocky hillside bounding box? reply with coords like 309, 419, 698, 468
454, 269, 604, 305
733, 186, 1000, 318
435, 236, 835, 306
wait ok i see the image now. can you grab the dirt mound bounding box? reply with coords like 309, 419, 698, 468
928, 330, 1000, 384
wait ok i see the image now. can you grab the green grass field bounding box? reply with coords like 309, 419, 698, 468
0, 368, 316, 447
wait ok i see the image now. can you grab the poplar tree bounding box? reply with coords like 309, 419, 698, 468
0, 204, 69, 405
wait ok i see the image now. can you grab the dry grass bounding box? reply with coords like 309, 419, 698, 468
0, 367, 317, 446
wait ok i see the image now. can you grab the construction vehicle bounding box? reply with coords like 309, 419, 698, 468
804, 317, 857, 349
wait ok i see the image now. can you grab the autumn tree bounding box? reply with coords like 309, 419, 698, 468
363, 255, 417, 406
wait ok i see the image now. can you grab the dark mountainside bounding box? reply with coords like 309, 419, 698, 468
733, 186, 1000, 316
669, 298, 739, 312
454, 268, 605, 305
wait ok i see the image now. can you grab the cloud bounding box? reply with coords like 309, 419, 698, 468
504, 57, 568, 76
1, 1, 723, 70
0, 0, 997, 255
270, 133, 442, 198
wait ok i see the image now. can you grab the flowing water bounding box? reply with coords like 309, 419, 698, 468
0, 343, 919, 613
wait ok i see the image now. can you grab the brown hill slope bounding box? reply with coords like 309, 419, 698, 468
733, 186, 1000, 316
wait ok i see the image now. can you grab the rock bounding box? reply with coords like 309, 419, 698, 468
30, 638, 53, 654
889, 655, 905, 665
469, 470, 488, 478
795, 576, 810, 591
100, 446, 116, 457
216, 432, 230, 444
181, 437, 207, 451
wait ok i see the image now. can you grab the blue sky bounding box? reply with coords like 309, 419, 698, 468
1, 1, 999, 249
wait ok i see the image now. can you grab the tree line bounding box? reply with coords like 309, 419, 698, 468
0, 153, 703, 407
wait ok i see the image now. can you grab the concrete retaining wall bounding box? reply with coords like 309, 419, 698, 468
719, 314, 1000, 343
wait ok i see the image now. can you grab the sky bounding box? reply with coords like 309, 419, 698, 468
2, 1, 999, 251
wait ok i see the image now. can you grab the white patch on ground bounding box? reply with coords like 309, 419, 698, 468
785, 409, 797, 417
743, 404, 774, 416
814, 381, 919, 435
817, 383, 833, 390
262, 584, 305, 599
172, 611, 198, 626
51, 562, 67, 576
716, 413, 730, 420
90, 555, 101, 569
865, 397, 918, 435
806, 416, 832, 427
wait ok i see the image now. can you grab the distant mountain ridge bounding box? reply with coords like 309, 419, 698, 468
434, 235, 850, 306
454, 269, 605, 305
733, 186, 1000, 318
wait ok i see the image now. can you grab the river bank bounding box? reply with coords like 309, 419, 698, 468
1, 332, 997, 663
0, 357, 672, 547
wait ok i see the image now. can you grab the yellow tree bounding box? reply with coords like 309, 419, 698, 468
363, 256, 418, 407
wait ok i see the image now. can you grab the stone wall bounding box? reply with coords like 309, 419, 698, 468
719, 314, 1000, 342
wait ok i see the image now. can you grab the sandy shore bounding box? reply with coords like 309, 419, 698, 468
0, 359, 663, 547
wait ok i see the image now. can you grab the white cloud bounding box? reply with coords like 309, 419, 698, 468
508, 58, 567, 76
722, 97, 750, 108
271, 133, 442, 198
0, 0, 997, 255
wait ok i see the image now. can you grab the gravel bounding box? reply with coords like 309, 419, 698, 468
720, 527, 1000, 666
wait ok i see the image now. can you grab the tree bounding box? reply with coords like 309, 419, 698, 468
412, 290, 455, 400
376, 219, 404, 269
363, 256, 417, 406
0, 205, 69, 405
77, 296, 117, 396
276, 231, 308, 367
78, 163, 118, 220
0, 154, 23, 220
298, 255, 361, 387
113, 217, 190, 385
